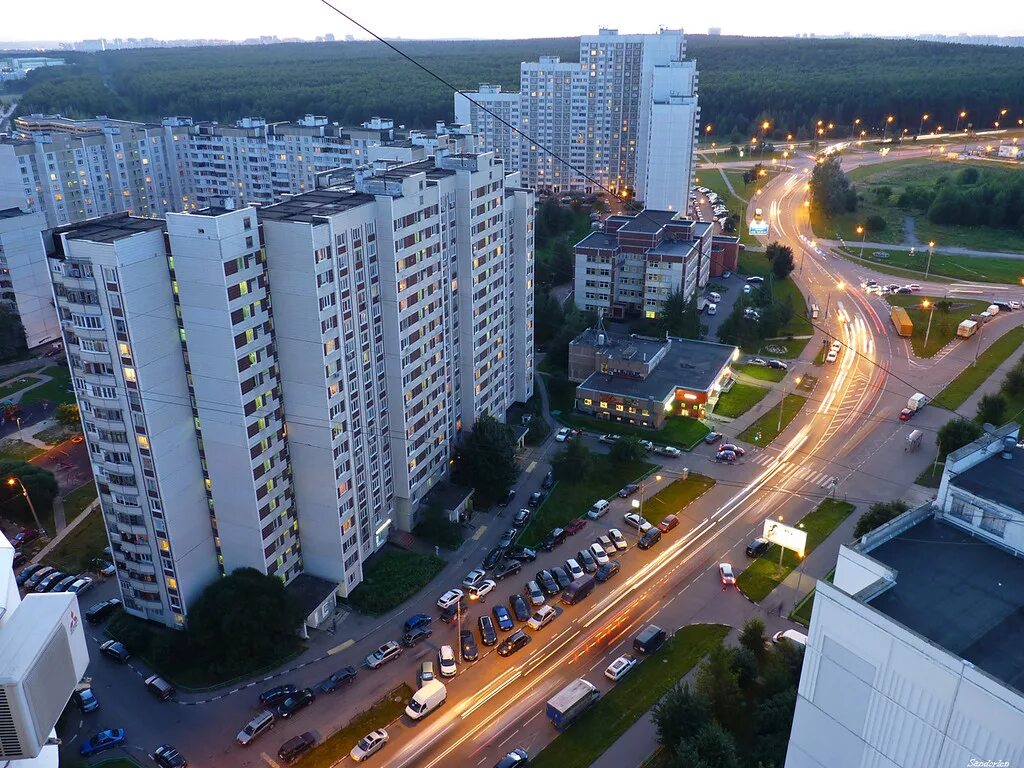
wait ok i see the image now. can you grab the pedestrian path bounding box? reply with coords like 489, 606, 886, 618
746, 451, 838, 490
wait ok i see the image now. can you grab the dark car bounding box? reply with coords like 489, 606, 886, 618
478, 615, 498, 646
617, 483, 640, 498
483, 546, 505, 570
84, 597, 122, 624
508, 546, 537, 563
460, 629, 479, 661
494, 560, 522, 581
551, 566, 573, 590
496, 630, 532, 658
745, 537, 770, 557
528, 491, 546, 508
276, 688, 315, 719
508, 593, 531, 622
259, 684, 298, 708
73, 686, 100, 713
564, 518, 587, 536
439, 597, 469, 624
704, 431, 723, 444
403, 613, 432, 633
596, 560, 621, 582
80, 729, 127, 757
318, 666, 357, 693
498, 528, 517, 549
99, 640, 131, 663
542, 471, 554, 490
768, 359, 788, 370
35, 570, 67, 592
402, 626, 433, 647
513, 508, 531, 526
538, 528, 567, 552
638, 528, 662, 550
495, 748, 530, 768
11, 528, 40, 549
15, 562, 45, 586
576, 548, 597, 574
278, 732, 317, 765
150, 744, 187, 768
492, 605, 514, 632
535, 569, 559, 597
12, 550, 25, 569
498, 488, 516, 507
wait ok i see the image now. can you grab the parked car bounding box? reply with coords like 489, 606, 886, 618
605, 654, 638, 682
608, 528, 628, 551
498, 528, 517, 549
67, 576, 95, 595
565, 558, 584, 580
538, 527, 567, 551
542, 471, 554, 490
528, 491, 546, 508
85, 597, 122, 624
596, 534, 616, 556
350, 729, 389, 763
494, 560, 522, 581
535, 570, 559, 596
555, 427, 571, 442
498, 488, 516, 506
438, 645, 457, 678
749, 357, 767, 366
589, 542, 610, 565
551, 566, 573, 590
144, 674, 176, 701
483, 547, 505, 569
366, 641, 402, 668
720, 443, 745, 456
719, 563, 736, 586
460, 629, 479, 661
716, 450, 737, 463
11, 528, 40, 548
596, 560, 621, 583
468, 579, 497, 601
617, 483, 640, 498
91, 558, 117, 576
402, 626, 433, 647
99, 640, 131, 663
259, 684, 298, 708
508, 546, 537, 562
278, 732, 317, 765
599, 434, 621, 444
658, 515, 680, 533
825, 350, 838, 363
746, 537, 770, 557
623, 512, 653, 533
496, 630, 532, 658
564, 517, 587, 535
319, 666, 357, 693
80, 729, 127, 757
768, 359, 788, 370
509, 593, 531, 622
464, 568, 487, 588
528, 605, 557, 630
149, 745, 187, 768
439, 596, 468, 624
403, 614, 432, 633
576, 548, 598, 573
638, 528, 662, 550
11, 550, 25, 569
513, 508, 531, 526
492, 605, 514, 632
704, 431, 723, 444
657, 446, 681, 458
525, 580, 546, 606
73, 686, 100, 713
23, 565, 54, 590
478, 615, 498, 646
35, 570, 68, 592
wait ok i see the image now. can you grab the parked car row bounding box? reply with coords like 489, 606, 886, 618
14, 561, 96, 596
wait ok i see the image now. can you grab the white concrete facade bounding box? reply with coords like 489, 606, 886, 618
0, 208, 61, 346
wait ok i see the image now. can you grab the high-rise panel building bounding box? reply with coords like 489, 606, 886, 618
0, 208, 61, 346
455, 28, 699, 211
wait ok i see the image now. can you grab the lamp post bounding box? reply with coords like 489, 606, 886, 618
955, 110, 966, 133
631, 473, 664, 528
922, 299, 936, 351
883, 115, 895, 141
925, 240, 936, 280
918, 113, 929, 136
7, 476, 45, 536
777, 515, 786, 571
851, 118, 861, 140
856, 225, 866, 258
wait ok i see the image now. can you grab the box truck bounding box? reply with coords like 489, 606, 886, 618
890, 306, 913, 337
546, 679, 600, 731
957, 320, 978, 338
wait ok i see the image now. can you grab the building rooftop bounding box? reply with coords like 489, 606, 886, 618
949, 441, 1024, 512
0, 207, 28, 220
375, 158, 455, 181
62, 215, 166, 244
868, 515, 1024, 692
647, 239, 697, 259
577, 336, 736, 399
575, 231, 619, 250
616, 209, 679, 235
260, 189, 375, 223
571, 327, 666, 363
285, 573, 338, 620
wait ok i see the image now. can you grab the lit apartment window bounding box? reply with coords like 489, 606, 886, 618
123, 366, 137, 383
118, 342, 131, 357
599, 401, 608, 409
137, 435, 150, 450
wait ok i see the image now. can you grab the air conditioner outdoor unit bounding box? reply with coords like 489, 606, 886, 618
0, 593, 89, 759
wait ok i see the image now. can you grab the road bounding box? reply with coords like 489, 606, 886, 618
59, 143, 1024, 768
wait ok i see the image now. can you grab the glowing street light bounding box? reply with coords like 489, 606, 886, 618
919, 113, 929, 135
6, 476, 46, 537
922, 298, 937, 349
925, 240, 936, 280
856, 224, 867, 257
955, 110, 967, 133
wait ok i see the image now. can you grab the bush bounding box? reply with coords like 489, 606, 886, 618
414, 502, 465, 550
348, 551, 445, 615
853, 499, 909, 538
937, 417, 983, 459
976, 393, 1007, 426
865, 214, 886, 233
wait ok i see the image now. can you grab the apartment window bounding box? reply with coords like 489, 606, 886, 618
137, 435, 150, 450
122, 366, 137, 383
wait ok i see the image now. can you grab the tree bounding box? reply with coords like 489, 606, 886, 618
551, 438, 594, 484
739, 617, 768, 662
186, 568, 304, 678
730, 646, 760, 689
682, 722, 741, 768
865, 213, 887, 233
809, 156, 855, 217
0, 460, 58, 529
765, 241, 795, 280
873, 185, 893, 203
653, 681, 711, 750
750, 687, 798, 768
0, 306, 28, 363
695, 643, 742, 728
455, 415, 519, 507
659, 291, 702, 340
533, 289, 564, 347
609, 436, 647, 464
853, 499, 909, 538
977, 393, 1007, 426
1003, 362, 1024, 395
414, 501, 464, 549
937, 417, 983, 460
56, 403, 81, 428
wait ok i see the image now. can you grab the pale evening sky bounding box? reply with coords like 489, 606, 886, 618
3, 0, 1022, 43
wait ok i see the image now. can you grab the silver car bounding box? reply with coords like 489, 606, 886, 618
350, 729, 389, 763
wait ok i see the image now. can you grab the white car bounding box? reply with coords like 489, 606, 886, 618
528, 605, 557, 631
907, 284, 922, 292
599, 434, 621, 444
719, 563, 736, 585
825, 350, 838, 363
657, 446, 681, 458
604, 654, 638, 682
589, 542, 610, 565
67, 577, 94, 595
555, 427, 571, 442
565, 558, 585, 580
830, 340, 842, 352
608, 528, 628, 551
462, 569, 486, 589
638, 439, 654, 452
1010, 300, 1022, 311
468, 579, 497, 601
596, 534, 616, 556
525, 580, 545, 607
623, 512, 653, 533
437, 588, 464, 610
438, 645, 457, 678
350, 729, 389, 762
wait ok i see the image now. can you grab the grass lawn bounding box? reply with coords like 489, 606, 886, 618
20, 365, 74, 406
816, 158, 1024, 254
0, 438, 44, 460
773, 278, 813, 336
715, 382, 770, 419
932, 326, 1024, 410
299, 684, 413, 768
885, 295, 989, 358
48, 485, 102, 572
0, 375, 40, 400
640, 473, 715, 525
737, 499, 855, 602
34, 423, 80, 445
844, 245, 1024, 283
736, 363, 787, 382
518, 456, 657, 548
789, 569, 834, 628
752, 335, 813, 360
529, 624, 730, 768
347, 551, 446, 615
738, 394, 807, 447
738, 250, 770, 278
915, 462, 944, 488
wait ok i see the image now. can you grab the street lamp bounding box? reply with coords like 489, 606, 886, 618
631, 473, 663, 527
922, 299, 936, 351
6, 476, 46, 537
851, 117, 861, 139
856, 224, 867, 258
919, 113, 929, 135
925, 240, 936, 280
955, 110, 966, 133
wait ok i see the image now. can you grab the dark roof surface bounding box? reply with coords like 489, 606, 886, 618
647, 239, 696, 259
574, 231, 618, 250
869, 515, 1024, 692
950, 444, 1024, 512
260, 189, 375, 223
617, 209, 678, 234
0, 208, 28, 220
63, 215, 165, 243
285, 573, 338, 619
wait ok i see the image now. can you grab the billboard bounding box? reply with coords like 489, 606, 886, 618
749, 206, 769, 236
762, 519, 807, 557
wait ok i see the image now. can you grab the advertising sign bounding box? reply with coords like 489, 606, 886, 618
749, 206, 769, 236
762, 519, 808, 557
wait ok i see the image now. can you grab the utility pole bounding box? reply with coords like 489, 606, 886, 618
7, 476, 45, 536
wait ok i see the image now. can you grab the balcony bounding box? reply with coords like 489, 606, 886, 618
95, 435, 130, 454
58, 271, 97, 291
76, 345, 111, 364
99, 455, 134, 474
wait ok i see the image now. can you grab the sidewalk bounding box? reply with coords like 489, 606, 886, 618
31, 498, 100, 563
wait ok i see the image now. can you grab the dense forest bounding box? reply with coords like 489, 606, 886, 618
6, 36, 1024, 139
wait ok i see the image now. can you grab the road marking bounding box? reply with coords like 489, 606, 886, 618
260, 753, 281, 768
472, 526, 488, 541
328, 639, 354, 655
526, 460, 537, 473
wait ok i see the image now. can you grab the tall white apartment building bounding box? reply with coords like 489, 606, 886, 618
455, 28, 699, 210
504, 179, 536, 405
0, 208, 61, 346
453, 86, 519, 165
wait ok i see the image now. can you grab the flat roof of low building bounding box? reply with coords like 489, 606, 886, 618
0, 207, 28, 220
285, 573, 338, 619
571, 327, 666, 363
375, 158, 454, 181
949, 442, 1024, 512
62, 215, 166, 244
868, 515, 1024, 692
616, 209, 678, 234
260, 189, 375, 223
647, 239, 696, 259
575, 231, 618, 250
577, 336, 736, 400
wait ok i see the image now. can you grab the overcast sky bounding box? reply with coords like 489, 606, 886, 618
4, 0, 1021, 42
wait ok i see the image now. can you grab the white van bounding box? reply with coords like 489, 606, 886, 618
811, 304, 820, 320
707, 303, 718, 316
772, 629, 808, 647
405, 680, 446, 720
587, 499, 610, 520
987, 304, 1000, 316
708, 291, 721, 303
